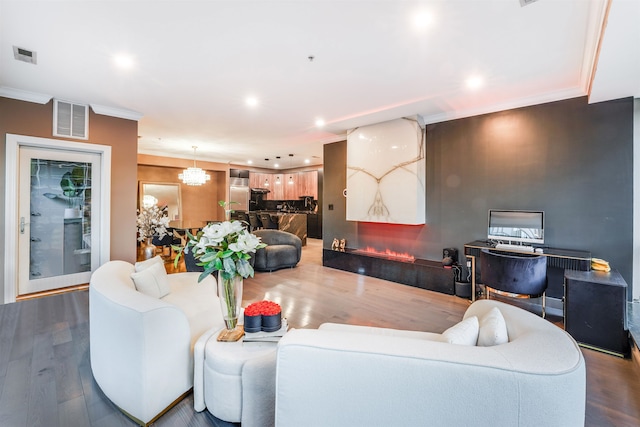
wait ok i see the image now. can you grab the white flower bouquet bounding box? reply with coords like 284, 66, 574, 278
136, 205, 170, 241
175, 220, 267, 282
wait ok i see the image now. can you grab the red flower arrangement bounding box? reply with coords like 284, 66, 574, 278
245, 300, 281, 316
244, 300, 282, 333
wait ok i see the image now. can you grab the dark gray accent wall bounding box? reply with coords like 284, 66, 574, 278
323, 140, 356, 248
323, 96, 634, 294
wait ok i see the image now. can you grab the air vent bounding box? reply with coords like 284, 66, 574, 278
53, 99, 88, 139
519, 0, 540, 6
13, 46, 37, 64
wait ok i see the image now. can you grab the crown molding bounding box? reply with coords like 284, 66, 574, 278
0, 86, 52, 104
421, 87, 586, 125
90, 104, 143, 121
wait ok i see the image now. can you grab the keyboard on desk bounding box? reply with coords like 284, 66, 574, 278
494, 243, 535, 252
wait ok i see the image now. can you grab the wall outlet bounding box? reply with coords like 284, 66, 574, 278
328, 204, 334, 210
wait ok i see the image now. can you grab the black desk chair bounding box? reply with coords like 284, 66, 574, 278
480, 248, 548, 317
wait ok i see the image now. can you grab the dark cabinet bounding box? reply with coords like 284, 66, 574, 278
564, 270, 629, 357
307, 213, 321, 239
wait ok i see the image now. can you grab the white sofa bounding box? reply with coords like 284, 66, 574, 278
275, 299, 586, 427
89, 259, 224, 426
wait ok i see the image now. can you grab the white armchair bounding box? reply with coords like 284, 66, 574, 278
89, 260, 223, 426
275, 300, 586, 427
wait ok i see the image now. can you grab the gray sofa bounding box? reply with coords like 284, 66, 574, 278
253, 229, 302, 272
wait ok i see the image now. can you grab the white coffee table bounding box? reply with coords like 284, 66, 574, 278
193, 327, 279, 427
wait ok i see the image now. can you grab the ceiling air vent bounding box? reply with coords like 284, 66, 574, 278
53, 99, 89, 140
13, 46, 37, 64
519, 0, 540, 6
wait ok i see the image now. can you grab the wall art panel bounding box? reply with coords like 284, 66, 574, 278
346, 117, 425, 224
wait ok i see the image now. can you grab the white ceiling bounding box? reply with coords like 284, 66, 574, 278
1, 0, 638, 170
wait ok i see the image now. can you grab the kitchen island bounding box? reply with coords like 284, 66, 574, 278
276, 213, 307, 246
257, 212, 307, 246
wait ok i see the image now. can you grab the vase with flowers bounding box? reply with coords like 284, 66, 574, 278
137, 205, 170, 259
174, 219, 266, 330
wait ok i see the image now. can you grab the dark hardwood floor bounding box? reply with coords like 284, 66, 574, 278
1, 238, 639, 426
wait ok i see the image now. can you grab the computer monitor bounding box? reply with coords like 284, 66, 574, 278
487, 210, 544, 245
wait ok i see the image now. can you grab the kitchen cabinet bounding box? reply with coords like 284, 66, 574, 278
249, 170, 318, 200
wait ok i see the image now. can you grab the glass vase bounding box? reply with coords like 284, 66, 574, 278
218, 272, 243, 330
142, 237, 156, 260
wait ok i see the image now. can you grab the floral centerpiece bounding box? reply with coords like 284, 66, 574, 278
137, 205, 170, 260
174, 220, 267, 330
136, 205, 170, 241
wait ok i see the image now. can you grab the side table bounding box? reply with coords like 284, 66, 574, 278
564, 269, 629, 357
193, 327, 278, 427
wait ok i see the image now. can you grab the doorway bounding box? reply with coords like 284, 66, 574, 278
4, 134, 111, 303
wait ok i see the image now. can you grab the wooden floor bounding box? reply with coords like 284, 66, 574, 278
1, 239, 639, 426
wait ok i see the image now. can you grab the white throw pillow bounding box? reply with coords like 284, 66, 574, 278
130, 261, 171, 298
134, 255, 164, 272
442, 316, 479, 346
477, 307, 509, 347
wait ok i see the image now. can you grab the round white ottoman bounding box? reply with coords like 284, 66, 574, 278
202, 331, 278, 427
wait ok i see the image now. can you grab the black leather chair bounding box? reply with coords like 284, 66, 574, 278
253, 230, 302, 272
480, 248, 548, 317
183, 250, 204, 272
258, 213, 278, 230
234, 211, 250, 229
151, 228, 180, 258
248, 213, 262, 231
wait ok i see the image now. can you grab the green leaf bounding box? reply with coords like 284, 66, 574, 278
236, 259, 254, 278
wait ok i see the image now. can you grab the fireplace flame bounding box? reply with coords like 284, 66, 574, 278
355, 247, 416, 263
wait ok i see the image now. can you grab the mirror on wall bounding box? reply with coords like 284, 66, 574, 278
139, 182, 182, 220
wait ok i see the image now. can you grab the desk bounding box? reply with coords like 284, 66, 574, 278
464, 241, 591, 305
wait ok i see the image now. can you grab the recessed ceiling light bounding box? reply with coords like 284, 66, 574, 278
304, 159, 310, 164
246, 96, 258, 107
412, 10, 433, 31
274, 163, 280, 168
315, 118, 325, 128
113, 53, 134, 70
466, 76, 484, 90
247, 160, 253, 164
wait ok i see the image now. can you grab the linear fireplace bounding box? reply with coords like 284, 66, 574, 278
323, 247, 454, 295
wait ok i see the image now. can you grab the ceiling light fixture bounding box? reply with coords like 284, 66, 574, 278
246, 96, 258, 107
412, 10, 433, 30
179, 146, 210, 186
113, 53, 134, 70
315, 118, 325, 128
466, 75, 484, 90
288, 154, 294, 185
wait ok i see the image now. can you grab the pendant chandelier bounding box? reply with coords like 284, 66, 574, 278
179, 146, 210, 186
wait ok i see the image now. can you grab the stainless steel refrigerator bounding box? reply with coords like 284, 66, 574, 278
229, 177, 249, 211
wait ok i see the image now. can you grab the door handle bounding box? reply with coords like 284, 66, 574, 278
20, 217, 29, 234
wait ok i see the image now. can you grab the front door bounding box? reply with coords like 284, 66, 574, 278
17, 146, 102, 296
